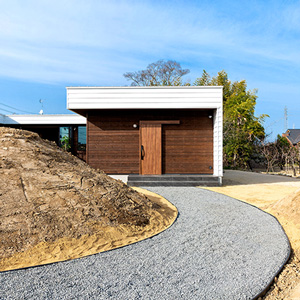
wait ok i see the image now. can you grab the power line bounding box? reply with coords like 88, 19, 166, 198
265, 116, 285, 128
0, 102, 36, 114
0, 107, 16, 114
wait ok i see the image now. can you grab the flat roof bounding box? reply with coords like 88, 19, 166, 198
66, 86, 223, 89
0, 114, 86, 125
67, 86, 223, 113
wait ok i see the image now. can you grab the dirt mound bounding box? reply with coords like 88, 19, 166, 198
268, 189, 300, 258
0, 127, 177, 271
269, 188, 300, 229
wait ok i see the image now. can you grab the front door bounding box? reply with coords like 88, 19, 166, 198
140, 122, 162, 175
139, 120, 180, 175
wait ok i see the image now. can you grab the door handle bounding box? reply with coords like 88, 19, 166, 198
141, 145, 145, 160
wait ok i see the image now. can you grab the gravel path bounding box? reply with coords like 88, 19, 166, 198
0, 187, 290, 300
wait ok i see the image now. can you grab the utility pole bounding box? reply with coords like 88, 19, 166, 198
284, 106, 288, 132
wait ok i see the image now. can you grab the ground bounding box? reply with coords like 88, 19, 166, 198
0, 127, 177, 271
1, 127, 300, 299
204, 170, 300, 300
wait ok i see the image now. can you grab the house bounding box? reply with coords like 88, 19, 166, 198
0, 86, 223, 186
67, 86, 223, 185
0, 114, 87, 161
282, 129, 300, 146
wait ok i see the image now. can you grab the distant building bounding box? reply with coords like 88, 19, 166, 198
282, 129, 300, 146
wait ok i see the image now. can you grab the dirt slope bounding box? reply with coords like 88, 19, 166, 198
0, 127, 177, 271
269, 190, 300, 255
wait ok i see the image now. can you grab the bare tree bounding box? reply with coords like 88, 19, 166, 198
286, 146, 299, 176
123, 60, 190, 86
260, 139, 279, 172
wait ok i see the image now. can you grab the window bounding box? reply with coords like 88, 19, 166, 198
78, 126, 86, 151
59, 127, 71, 150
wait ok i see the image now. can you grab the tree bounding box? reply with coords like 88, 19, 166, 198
123, 60, 190, 86
194, 70, 210, 86
275, 134, 291, 170
195, 70, 268, 168
260, 138, 279, 172
123, 63, 268, 169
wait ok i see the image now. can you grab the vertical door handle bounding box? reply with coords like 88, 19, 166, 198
141, 145, 145, 160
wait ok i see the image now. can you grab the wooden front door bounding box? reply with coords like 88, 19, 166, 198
139, 120, 180, 175
140, 122, 162, 175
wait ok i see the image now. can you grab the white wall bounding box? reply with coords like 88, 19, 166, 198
213, 107, 223, 180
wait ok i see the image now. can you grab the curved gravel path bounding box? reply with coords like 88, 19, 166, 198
0, 187, 290, 300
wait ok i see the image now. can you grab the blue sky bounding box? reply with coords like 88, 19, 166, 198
1, 0, 299, 139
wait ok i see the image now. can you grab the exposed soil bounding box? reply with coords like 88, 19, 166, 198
3, 127, 298, 298
0, 127, 177, 271
204, 170, 300, 300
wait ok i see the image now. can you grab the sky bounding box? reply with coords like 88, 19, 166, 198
0, 0, 299, 140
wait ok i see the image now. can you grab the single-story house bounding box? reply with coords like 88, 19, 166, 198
67, 86, 223, 185
1, 86, 223, 185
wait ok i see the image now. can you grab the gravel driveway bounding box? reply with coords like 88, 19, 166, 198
0, 187, 290, 300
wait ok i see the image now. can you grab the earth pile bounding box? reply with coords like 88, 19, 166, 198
0, 127, 177, 271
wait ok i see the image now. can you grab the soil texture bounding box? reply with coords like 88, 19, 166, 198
0, 127, 177, 271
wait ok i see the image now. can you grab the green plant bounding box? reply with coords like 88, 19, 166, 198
60, 136, 71, 151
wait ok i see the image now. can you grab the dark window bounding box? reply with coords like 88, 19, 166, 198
59, 126, 71, 150
78, 126, 86, 151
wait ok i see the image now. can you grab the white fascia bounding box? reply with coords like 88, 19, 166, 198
1, 114, 86, 125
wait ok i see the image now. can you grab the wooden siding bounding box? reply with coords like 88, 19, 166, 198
87, 111, 140, 173
72, 126, 86, 162
87, 109, 213, 174
163, 111, 213, 174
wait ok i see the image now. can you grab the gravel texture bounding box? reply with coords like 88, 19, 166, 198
0, 187, 290, 300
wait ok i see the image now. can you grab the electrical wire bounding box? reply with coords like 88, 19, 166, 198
0, 102, 36, 114
0, 107, 16, 114
265, 117, 284, 129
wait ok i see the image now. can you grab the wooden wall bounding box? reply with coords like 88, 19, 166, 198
87, 109, 213, 174
163, 111, 213, 174
87, 111, 140, 173
72, 126, 86, 162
